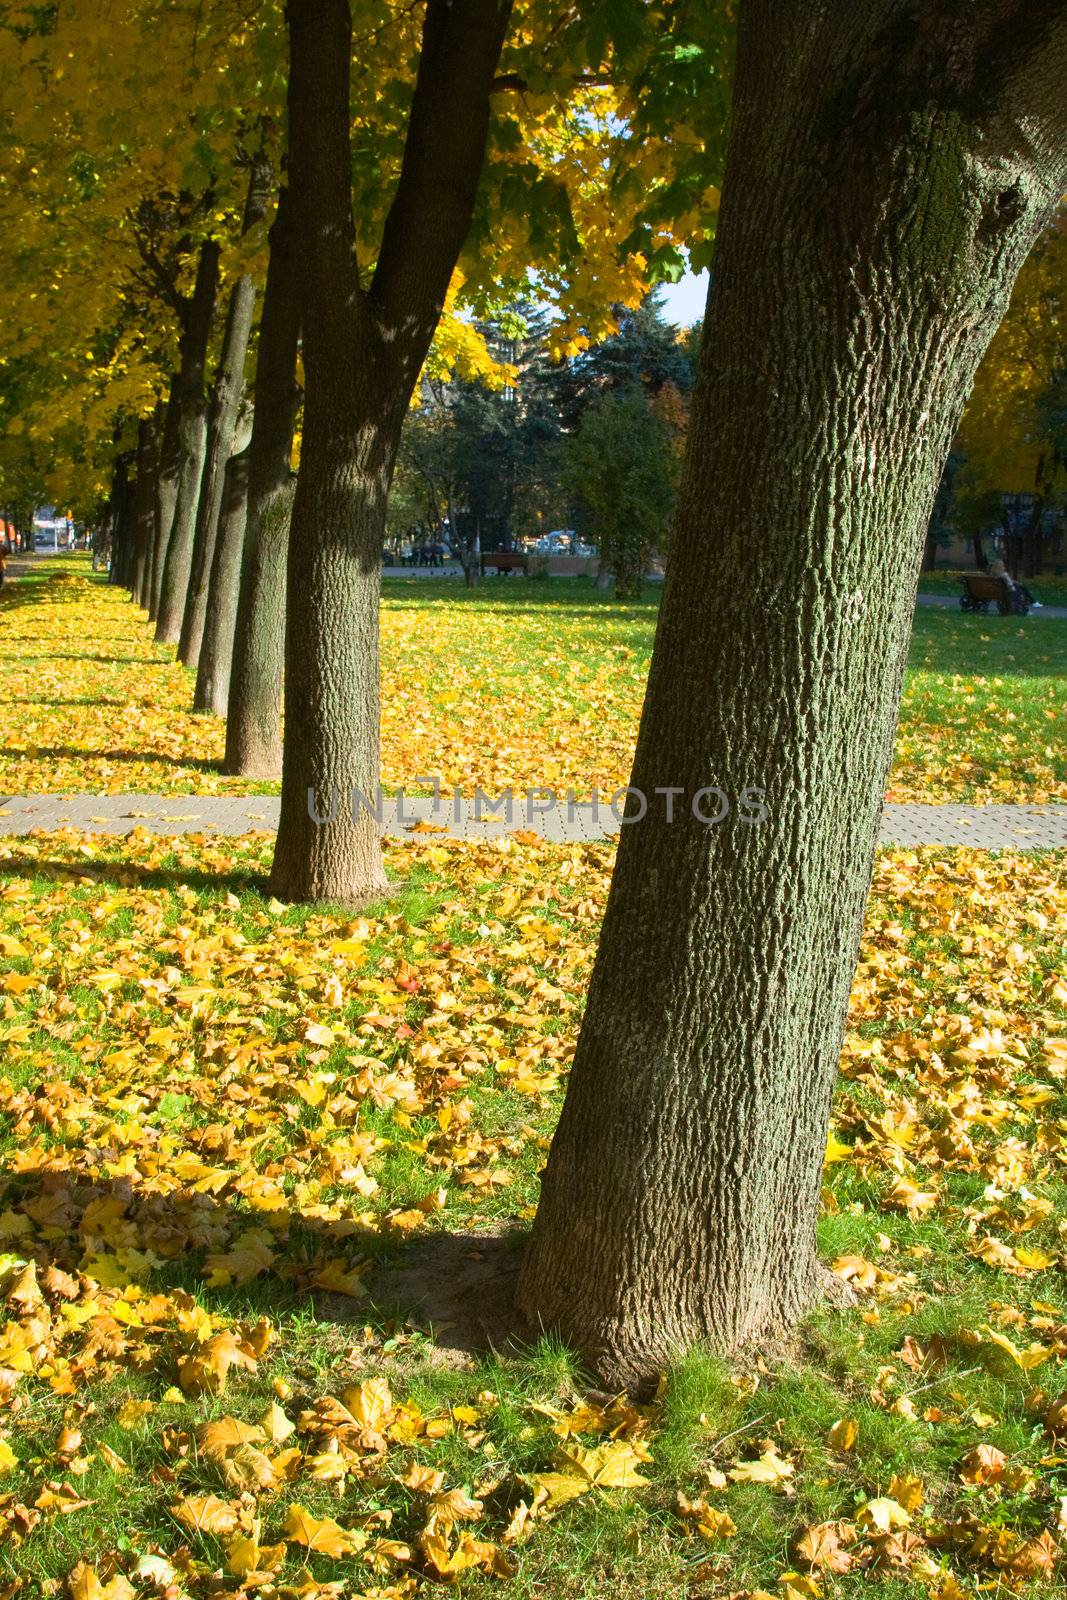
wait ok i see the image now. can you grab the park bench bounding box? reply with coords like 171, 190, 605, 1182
958, 572, 1030, 616
481, 550, 528, 575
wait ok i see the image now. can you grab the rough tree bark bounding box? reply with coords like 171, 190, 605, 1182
179, 160, 272, 670
155, 239, 221, 644
194, 443, 251, 715
223, 186, 302, 775
150, 379, 182, 620
131, 410, 161, 609
268, 0, 511, 904
516, 0, 1067, 1390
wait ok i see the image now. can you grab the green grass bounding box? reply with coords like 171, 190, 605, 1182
1, 567, 1066, 1596
3, 560, 1066, 802
1, 832, 1065, 1598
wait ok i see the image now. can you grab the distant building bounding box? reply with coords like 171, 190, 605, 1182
32, 506, 75, 550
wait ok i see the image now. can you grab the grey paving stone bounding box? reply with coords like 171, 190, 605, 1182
0, 793, 1064, 849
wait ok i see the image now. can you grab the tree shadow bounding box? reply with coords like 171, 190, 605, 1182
0, 852, 269, 897
3, 1159, 531, 1365
7, 697, 127, 708
323, 1227, 531, 1363
2, 654, 167, 665
0, 746, 218, 771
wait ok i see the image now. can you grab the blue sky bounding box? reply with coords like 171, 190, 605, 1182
661, 269, 709, 328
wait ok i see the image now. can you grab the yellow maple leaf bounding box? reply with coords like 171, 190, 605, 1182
856, 1496, 911, 1533
729, 1448, 794, 1485
172, 1493, 242, 1536
283, 1503, 366, 1557
342, 1375, 393, 1427
195, 1417, 266, 1461
227, 1524, 286, 1580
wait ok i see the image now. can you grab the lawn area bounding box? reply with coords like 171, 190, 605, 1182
2, 558, 1066, 803
0, 828, 1064, 1597
918, 574, 1067, 610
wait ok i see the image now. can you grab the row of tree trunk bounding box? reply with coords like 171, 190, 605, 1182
105, 0, 514, 887
96, 0, 1067, 1392
104, 168, 302, 779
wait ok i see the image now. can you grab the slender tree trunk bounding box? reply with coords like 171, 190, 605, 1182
150, 379, 182, 620
973, 530, 987, 569
268, 0, 511, 904
1005, 519, 1023, 576
155, 240, 221, 644
109, 459, 136, 589
101, 463, 122, 581
179, 162, 271, 670
131, 412, 160, 608
922, 518, 938, 571
516, 0, 1067, 1390
194, 444, 252, 714
1023, 491, 1045, 577
613, 541, 644, 600
224, 186, 302, 776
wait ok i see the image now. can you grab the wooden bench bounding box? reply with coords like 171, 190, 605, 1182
958, 572, 1030, 616
480, 550, 527, 575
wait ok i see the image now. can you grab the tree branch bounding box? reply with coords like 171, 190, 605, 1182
979, 0, 1067, 89
131, 226, 190, 322
973, 1, 1067, 202
286, 0, 366, 370
491, 70, 614, 93
369, 0, 513, 387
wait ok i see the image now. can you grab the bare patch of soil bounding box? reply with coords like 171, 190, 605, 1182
321, 1227, 531, 1368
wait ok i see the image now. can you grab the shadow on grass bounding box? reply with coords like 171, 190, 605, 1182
323, 1227, 531, 1363
2, 1152, 532, 1364
0, 746, 217, 770
6, 697, 127, 708
2, 654, 168, 665
906, 608, 1067, 678
0, 851, 268, 897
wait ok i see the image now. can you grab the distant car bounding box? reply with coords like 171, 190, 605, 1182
533, 530, 580, 554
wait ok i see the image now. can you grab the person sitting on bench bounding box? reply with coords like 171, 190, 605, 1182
991, 558, 1036, 610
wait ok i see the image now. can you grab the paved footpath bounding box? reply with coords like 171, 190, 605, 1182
0, 793, 1064, 849
914, 592, 1067, 619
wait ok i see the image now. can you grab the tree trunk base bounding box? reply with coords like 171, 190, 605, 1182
265, 880, 393, 914
267, 837, 391, 910
221, 731, 283, 781
223, 756, 282, 781
515, 1248, 840, 1394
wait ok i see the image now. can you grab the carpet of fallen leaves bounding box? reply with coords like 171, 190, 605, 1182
2, 562, 1065, 803
0, 829, 1064, 1599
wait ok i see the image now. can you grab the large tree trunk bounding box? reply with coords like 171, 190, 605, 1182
516, 0, 1067, 1390
155, 240, 221, 644
223, 186, 302, 776
268, 0, 511, 904
179, 162, 271, 670
150, 378, 182, 620
131, 410, 161, 609
194, 444, 252, 715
